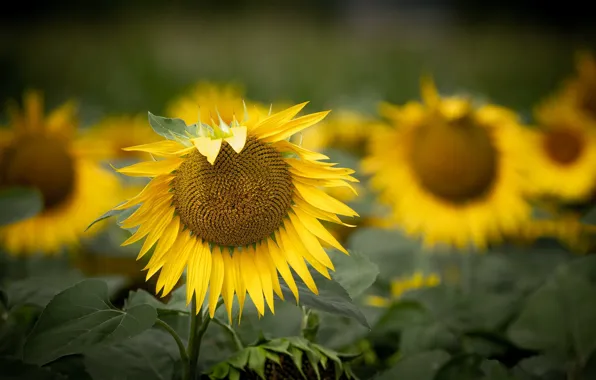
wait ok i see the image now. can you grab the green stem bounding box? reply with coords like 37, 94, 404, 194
187, 299, 213, 380
187, 298, 202, 380
213, 317, 244, 351
155, 319, 189, 380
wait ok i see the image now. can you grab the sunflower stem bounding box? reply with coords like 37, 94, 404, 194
213, 317, 244, 351
187, 298, 202, 380
155, 319, 189, 380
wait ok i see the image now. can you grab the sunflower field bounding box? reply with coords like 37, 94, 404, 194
1, 2, 596, 380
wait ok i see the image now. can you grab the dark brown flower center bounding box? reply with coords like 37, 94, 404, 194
409, 115, 498, 204
543, 128, 584, 166
580, 85, 596, 120
0, 136, 75, 210
172, 137, 294, 247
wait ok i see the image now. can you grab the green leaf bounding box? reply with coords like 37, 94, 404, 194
480, 360, 519, 380
125, 286, 189, 315
279, 272, 370, 328
507, 266, 596, 364
0, 187, 43, 226
375, 350, 450, 380
85, 202, 126, 232
83, 328, 181, 380
23, 279, 158, 366
0, 357, 65, 380
328, 249, 379, 299
400, 323, 459, 355
434, 354, 485, 380
247, 347, 267, 380
147, 112, 187, 139
5, 272, 84, 310
513, 355, 566, 379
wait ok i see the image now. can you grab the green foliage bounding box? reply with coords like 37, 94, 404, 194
0, 187, 43, 226
147, 112, 188, 140
328, 250, 379, 300
23, 279, 158, 366
279, 270, 371, 329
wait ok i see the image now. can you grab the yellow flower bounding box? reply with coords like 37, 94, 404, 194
521, 101, 596, 202
300, 109, 387, 154
0, 91, 121, 255
107, 102, 358, 322
363, 77, 531, 249
79, 114, 161, 161
166, 82, 267, 126
366, 271, 441, 307
557, 52, 596, 124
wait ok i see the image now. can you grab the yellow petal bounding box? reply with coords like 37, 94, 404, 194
24, 91, 43, 132
251, 102, 309, 136
116, 158, 184, 177
421, 75, 439, 108
272, 140, 329, 161
208, 246, 225, 317
288, 212, 334, 270
266, 238, 298, 302
46, 100, 77, 136
254, 242, 276, 312
283, 220, 330, 279
120, 194, 173, 229
137, 207, 175, 259
221, 249, 236, 323
193, 137, 222, 165
241, 247, 265, 316
122, 140, 186, 156
114, 176, 173, 210
155, 231, 193, 296
191, 241, 212, 311
294, 181, 358, 217
121, 204, 173, 247
293, 197, 343, 224
224, 126, 247, 153
261, 111, 331, 143
276, 229, 318, 295
232, 248, 247, 322
145, 216, 181, 267
293, 207, 349, 254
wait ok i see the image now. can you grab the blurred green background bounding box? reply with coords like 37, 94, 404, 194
1, 0, 595, 123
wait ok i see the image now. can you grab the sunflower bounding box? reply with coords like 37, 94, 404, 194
363, 77, 531, 249
300, 109, 387, 155
556, 52, 596, 124
166, 82, 267, 126
521, 101, 596, 202
106, 102, 358, 322
366, 271, 441, 307
0, 91, 121, 255
79, 114, 161, 161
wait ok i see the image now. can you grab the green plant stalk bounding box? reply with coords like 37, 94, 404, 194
213, 317, 244, 351
155, 319, 189, 380
187, 298, 213, 380
187, 298, 201, 380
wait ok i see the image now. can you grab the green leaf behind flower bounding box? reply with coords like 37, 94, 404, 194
0, 187, 43, 226
23, 279, 157, 366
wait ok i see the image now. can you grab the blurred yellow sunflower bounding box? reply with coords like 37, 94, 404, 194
521, 102, 596, 202
363, 77, 531, 249
166, 82, 267, 126
557, 52, 596, 124
79, 114, 161, 161
0, 91, 121, 255
366, 271, 441, 307
300, 109, 387, 154
105, 102, 358, 322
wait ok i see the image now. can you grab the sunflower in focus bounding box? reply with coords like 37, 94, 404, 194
79, 114, 161, 161
363, 77, 531, 249
366, 271, 441, 307
556, 52, 596, 124
166, 82, 267, 126
300, 109, 387, 155
521, 102, 596, 202
107, 102, 358, 322
0, 91, 121, 255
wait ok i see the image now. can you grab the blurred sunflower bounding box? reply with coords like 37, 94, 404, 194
107, 102, 358, 322
79, 114, 161, 161
363, 77, 531, 249
557, 52, 596, 124
366, 271, 441, 307
0, 91, 120, 255
300, 109, 387, 154
166, 82, 267, 126
521, 102, 596, 202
